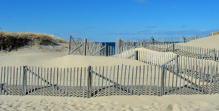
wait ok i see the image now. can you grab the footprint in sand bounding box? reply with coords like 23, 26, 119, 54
74, 103, 81, 108
122, 104, 130, 108
26, 101, 36, 107
111, 101, 119, 105
188, 104, 200, 109
189, 101, 209, 108
62, 106, 70, 110
70, 99, 77, 102
168, 103, 181, 110
98, 103, 106, 107
89, 105, 96, 109
6, 107, 15, 111
140, 105, 150, 109
151, 102, 161, 106
103, 107, 111, 111
75, 107, 83, 110
0, 104, 9, 109
15, 100, 23, 102
130, 106, 143, 111
117, 106, 126, 110
9, 103, 19, 108
91, 102, 97, 105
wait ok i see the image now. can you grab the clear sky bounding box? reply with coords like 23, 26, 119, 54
0, 0, 218, 42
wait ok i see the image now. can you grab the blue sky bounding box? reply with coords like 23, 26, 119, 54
0, 0, 218, 42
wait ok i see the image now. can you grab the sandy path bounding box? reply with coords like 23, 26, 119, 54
0, 94, 219, 111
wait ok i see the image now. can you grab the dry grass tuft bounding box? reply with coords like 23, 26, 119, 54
206, 31, 219, 37
0, 31, 68, 52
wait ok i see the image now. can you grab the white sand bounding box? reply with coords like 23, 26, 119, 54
177, 34, 219, 50
0, 39, 219, 111
0, 95, 219, 111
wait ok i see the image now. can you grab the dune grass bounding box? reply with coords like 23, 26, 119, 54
0, 31, 68, 51
206, 31, 219, 37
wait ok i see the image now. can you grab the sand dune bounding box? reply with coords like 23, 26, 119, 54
1, 36, 219, 111
177, 34, 219, 50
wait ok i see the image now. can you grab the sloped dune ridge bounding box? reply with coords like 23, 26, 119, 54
1, 33, 219, 111
177, 34, 219, 50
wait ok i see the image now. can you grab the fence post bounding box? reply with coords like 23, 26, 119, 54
212, 31, 214, 36
161, 65, 165, 96
68, 35, 71, 55
22, 66, 27, 96
175, 55, 179, 74
135, 50, 138, 60
151, 36, 154, 45
87, 66, 92, 98
84, 38, 87, 56
105, 44, 108, 57
213, 49, 216, 61
182, 36, 185, 43
143, 39, 146, 48
173, 44, 175, 53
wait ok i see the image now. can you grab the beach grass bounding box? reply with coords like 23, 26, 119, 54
0, 31, 68, 51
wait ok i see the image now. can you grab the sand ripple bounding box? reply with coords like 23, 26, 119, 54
0, 96, 218, 111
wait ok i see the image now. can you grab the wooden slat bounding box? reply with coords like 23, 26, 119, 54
79, 67, 82, 97
93, 66, 97, 97
123, 65, 127, 95
12, 66, 15, 95
137, 65, 141, 95
50, 68, 52, 96
209, 63, 213, 94
167, 65, 171, 94
6, 67, 8, 95
72, 67, 75, 97
171, 63, 174, 94
153, 65, 156, 96
113, 66, 116, 96
194, 59, 198, 94
212, 63, 216, 94
43, 68, 46, 96
101, 66, 104, 96
202, 66, 206, 95
141, 65, 145, 95
120, 65, 123, 95
66, 68, 69, 96
205, 63, 209, 95
0, 67, 2, 95
41, 67, 43, 96
87, 66, 91, 98
127, 65, 131, 96
108, 66, 112, 96
149, 65, 152, 95
97, 66, 101, 97
83, 67, 86, 97
76, 67, 79, 97
134, 66, 138, 95
105, 66, 108, 96
131, 66, 134, 95
197, 61, 201, 95
59, 68, 62, 97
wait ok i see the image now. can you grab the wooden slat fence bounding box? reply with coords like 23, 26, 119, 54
115, 41, 219, 63
68, 36, 115, 56
115, 35, 205, 55
113, 49, 177, 66
0, 61, 218, 97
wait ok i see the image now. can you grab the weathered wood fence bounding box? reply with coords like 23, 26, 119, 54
115, 35, 204, 55
0, 57, 218, 98
68, 36, 115, 56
